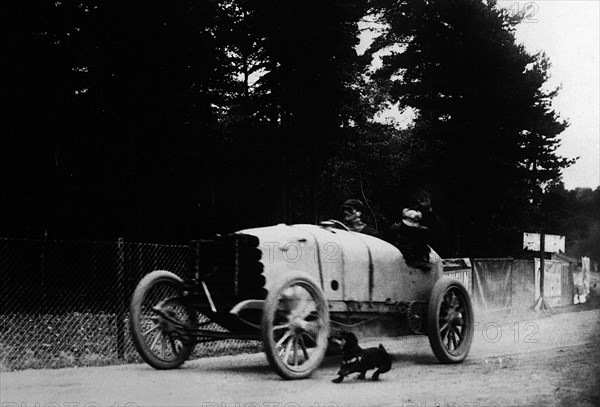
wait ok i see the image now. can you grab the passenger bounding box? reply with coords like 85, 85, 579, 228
412, 190, 445, 257
388, 208, 431, 271
340, 199, 380, 238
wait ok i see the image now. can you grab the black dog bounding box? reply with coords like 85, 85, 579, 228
331, 331, 392, 383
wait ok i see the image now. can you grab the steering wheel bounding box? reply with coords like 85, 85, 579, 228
319, 219, 350, 231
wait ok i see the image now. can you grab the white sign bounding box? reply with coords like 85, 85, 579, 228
534, 258, 562, 298
523, 233, 565, 253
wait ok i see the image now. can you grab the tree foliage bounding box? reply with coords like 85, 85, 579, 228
4, 0, 591, 260
540, 185, 600, 264
368, 0, 574, 256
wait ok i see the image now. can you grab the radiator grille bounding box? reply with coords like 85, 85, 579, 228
188, 234, 266, 304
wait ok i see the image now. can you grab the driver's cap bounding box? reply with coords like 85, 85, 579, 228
341, 199, 364, 212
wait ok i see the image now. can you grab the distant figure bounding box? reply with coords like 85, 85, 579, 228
340, 199, 380, 237
388, 208, 431, 270
412, 190, 445, 257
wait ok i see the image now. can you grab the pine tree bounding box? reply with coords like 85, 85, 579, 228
369, 0, 574, 256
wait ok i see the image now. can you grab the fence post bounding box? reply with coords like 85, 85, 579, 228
40, 241, 47, 314
115, 237, 126, 359
509, 259, 514, 308
532, 233, 553, 312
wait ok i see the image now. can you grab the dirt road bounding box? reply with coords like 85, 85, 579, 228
2, 307, 599, 407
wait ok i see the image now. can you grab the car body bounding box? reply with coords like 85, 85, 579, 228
239, 223, 443, 309
129, 221, 473, 379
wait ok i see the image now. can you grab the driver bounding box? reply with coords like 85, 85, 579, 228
340, 199, 380, 237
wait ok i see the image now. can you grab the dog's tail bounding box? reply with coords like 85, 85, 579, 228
378, 344, 392, 373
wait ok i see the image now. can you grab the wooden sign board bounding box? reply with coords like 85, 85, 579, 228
523, 232, 565, 253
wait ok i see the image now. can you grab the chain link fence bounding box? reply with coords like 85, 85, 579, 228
0, 238, 261, 371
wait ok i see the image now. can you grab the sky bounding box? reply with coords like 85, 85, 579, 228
499, 0, 600, 190
360, 1, 600, 190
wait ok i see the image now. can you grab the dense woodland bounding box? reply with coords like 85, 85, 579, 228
3, 0, 599, 262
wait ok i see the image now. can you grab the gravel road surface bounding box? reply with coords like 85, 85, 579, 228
2, 307, 599, 407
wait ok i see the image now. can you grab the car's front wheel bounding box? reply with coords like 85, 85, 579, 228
129, 270, 196, 369
261, 271, 330, 379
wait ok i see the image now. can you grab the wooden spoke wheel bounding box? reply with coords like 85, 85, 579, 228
129, 270, 197, 369
262, 271, 330, 379
427, 278, 474, 363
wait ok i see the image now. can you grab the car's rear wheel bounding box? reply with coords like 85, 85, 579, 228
262, 271, 330, 379
427, 278, 474, 363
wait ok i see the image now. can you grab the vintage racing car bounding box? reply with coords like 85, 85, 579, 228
129, 220, 474, 379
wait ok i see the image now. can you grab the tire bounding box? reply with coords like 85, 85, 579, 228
427, 277, 474, 363
261, 271, 330, 379
129, 270, 197, 369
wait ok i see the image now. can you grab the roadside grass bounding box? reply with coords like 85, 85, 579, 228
0, 313, 262, 371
